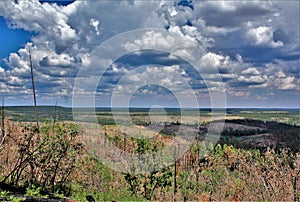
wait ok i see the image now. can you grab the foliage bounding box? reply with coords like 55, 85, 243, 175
124, 138, 172, 200
1, 122, 83, 194
0, 118, 299, 201
0, 191, 25, 202
174, 144, 300, 201
124, 168, 173, 201
25, 185, 43, 198
0, 190, 9, 198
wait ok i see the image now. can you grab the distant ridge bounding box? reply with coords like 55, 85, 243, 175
4, 106, 299, 110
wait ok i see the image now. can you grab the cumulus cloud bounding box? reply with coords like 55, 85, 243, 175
0, 1, 166, 103
247, 26, 284, 48
0, 0, 298, 107
268, 70, 298, 90
241, 67, 260, 76
196, 1, 274, 28
237, 75, 266, 84
105, 64, 191, 95
0, 0, 79, 54
122, 27, 200, 61
200, 53, 231, 70
40, 53, 74, 66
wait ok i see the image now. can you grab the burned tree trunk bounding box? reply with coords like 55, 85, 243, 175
0, 98, 5, 145
29, 48, 40, 140
1, 98, 4, 139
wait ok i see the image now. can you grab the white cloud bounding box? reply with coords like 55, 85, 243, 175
123, 27, 198, 53
109, 64, 194, 97
238, 75, 266, 84
90, 19, 100, 36
269, 71, 298, 90
7, 76, 24, 86
0, 0, 78, 51
198, 52, 241, 75
195, 1, 274, 28
0, 0, 298, 107
261, 62, 299, 91
0, 1, 168, 103
200, 52, 230, 68
227, 90, 250, 98
247, 26, 284, 48
122, 27, 202, 62
241, 67, 260, 76
0, 82, 8, 93
40, 53, 74, 66
277, 71, 286, 78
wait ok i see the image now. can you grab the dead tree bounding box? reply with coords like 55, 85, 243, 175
53, 101, 58, 124
0, 98, 7, 146
1, 98, 4, 139
29, 47, 40, 140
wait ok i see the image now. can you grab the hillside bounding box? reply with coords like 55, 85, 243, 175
0, 108, 299, 201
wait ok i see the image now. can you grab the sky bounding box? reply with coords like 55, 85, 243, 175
0, 0, 299, 108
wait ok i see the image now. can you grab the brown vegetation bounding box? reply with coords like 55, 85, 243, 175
0, 118, 299, 201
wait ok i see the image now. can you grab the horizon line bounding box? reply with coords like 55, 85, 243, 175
3, 105, 300, 110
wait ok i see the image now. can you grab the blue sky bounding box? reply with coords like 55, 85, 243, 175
0, 17, 32, 64
0, 0, 299, 108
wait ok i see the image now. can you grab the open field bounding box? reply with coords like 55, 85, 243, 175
4, 106, 299, 125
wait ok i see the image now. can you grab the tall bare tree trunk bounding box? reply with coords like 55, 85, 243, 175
0, 98, 7, 147
53, 101, 57, 125
29, 48, 40, 140
51, 101, 58, 134
1, 98, 4, 139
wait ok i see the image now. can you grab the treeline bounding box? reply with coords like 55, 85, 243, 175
220, 119, 300, 151
221, 127, 269, 137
